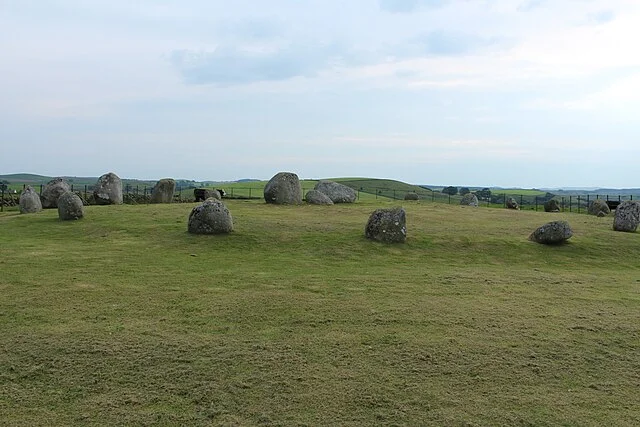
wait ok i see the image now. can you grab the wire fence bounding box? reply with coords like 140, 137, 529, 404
0, 183, 635, 214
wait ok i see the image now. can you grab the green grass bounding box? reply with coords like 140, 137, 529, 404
1, 201, 639, 425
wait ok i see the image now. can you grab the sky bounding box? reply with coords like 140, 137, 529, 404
1, 0, 639, 188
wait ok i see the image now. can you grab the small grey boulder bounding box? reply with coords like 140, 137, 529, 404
613, 200, 640, 232
264, 172, 302, 205
544, 199, 560, 212
305, 190, 333, 205
460, 193, 479, 207
93, 172, 123, 205
188, 198, 233, 234
365, 207, 407, 243
404, 192, 419, 201
57, 192, 84, 220
19, 186, 43, 214
150, 178, 176, 204
314, 180, 357, 203
587, 199, 610, 217
506, 197, 519, 210
41, 178, 71, 208
529, 221, 573, 244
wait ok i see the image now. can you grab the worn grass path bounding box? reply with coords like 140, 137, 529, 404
1, 201, 639, 425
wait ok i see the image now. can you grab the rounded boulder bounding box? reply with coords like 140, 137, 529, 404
529, 221, 573, 244
57, 192, 84, 220
365, 207, 407, 243
150, 178, 176, 204
506, 197, 519, 210
460, 193, 479, 207
613, 200, 640, 232
41, 178, 71, 208
587, 199, 610, 217
314, 180, 357, 203
19, 186, 43, 214
188, 198, 233, 234
544, 199, 560, 212
93, 172, 123, 205
404, 192, 419, 201
305, 190, 333, 205
264, 172, 302, 205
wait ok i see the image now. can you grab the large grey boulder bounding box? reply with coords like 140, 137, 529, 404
19, 186, 43, 214
188, 198, 233, 234
264, 172, 302, 205
305, 190, 333, 205
41, 178, 71, 208
404, 192, 419, 201
57, 192, 84, 220
314, 180, 357, 203
587, 199, 610, 216
365, 207, 407, 243
460, 193, 479, 207
93, 172, 123, 205
150, 178, 176, 204
529, 221, 573, 244
506, 197, 519, 210
613, 200, 640, 232
544, 199, 560, 212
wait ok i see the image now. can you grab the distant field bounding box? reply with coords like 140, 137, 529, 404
1, 200, 639, 425
491, 189, 547, 196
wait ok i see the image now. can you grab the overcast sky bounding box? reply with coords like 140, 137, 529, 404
1, 0, 639, 188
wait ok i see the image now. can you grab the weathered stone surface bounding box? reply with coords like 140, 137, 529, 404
19, 186, 43, 214
41, 178, 70, 208
305, 190, 334, 205
93, 172, 123, 205
506, 197, 519, 210
314, 180, 357, 203
57, 192, 84, 220
150, 178, 176, 204
365, 207, 407, 243
544, 199, 560, 212
529, 220, 573, 244
404, 192, 419, 200
194, 188, 221, 201
460, 193, 479, 206
587, 199, 610, 216
264, 172, 302, 205
188, 198, 233, 234
613, 200, 640, 232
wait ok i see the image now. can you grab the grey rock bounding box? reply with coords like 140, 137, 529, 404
19, 186, 43, 214
404, 192, 419, 200
150, 178, 176, 204
544, 199, 560, 212
41, 178, 71, 208
188, 198, 233, 234
506, 197, 519, 210
529, 220, 573, 244
264, 172, 302, 205
587, 199, 610, 216
57, 192, 84, 220
93, 172, 123, 205
305, 190, 334, 205
613, 200, 640, 232
460, 193, 479, 206
365, 207, 407, 243
314, 180, 357, 203
597, 211, 606, 218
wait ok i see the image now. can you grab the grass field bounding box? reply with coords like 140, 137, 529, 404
1, 200, 639, 425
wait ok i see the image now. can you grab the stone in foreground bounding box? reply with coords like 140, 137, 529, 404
529, 220, 573, 244
305, 190, 333, 205
150, 178, 176, 204
41, 177, 71, 208
19, 186, 43, 214
365, 207, 407, 243
264, 172, 302, 205
613, 200, 640, 232
57, 192, 84, 220
544, 199, 560, 212
404, 192, 419, 200
587, 199, 610, 217
314, 180, 357, 203
460, 193, 479, 207
93, 172, 123, 205
188, 198, 233, 234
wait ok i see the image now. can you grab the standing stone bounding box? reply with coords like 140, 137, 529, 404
365, 207, 407, 243
314, 180, 357, 203
41, 178, 71, 208
544, 199, 560, 212
93, 172, 123, 205
57, 192, 84, 220
613, 200, 640, 232
150, 178, 176, 204
264, 172, 302, 205
188, 198, 233, 234
305, 190, 334, 205
404, 192, 419, 200
460, 193, 479, 207
587, 199, 610, 216
529, 221, 573, 244
506, 197, 519, 210
19, 186, 43, 214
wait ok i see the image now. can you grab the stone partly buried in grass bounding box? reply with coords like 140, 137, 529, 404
305, 189, 333, 205
188, 198, 233, 234
57, 191, 84, 220
365, 207, 407, 243
529, 220, 573, 244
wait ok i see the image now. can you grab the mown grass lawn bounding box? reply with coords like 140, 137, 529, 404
1, 200, 639, 426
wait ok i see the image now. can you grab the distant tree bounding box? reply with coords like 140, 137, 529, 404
442, 186, 458, 196
475, 188, 492, 200
459, 187, 470, 196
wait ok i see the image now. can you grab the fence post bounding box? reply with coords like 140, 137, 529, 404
1, 188, 4, 212
535, 196, 538, 212
249, 187, 252, 198
520, 194, 523, 208
432, 191, 434, 202
577, 196, 580, 214
448, 193, 451, 204
569, 196, 572, 212
562, 197, 565, 212
84, 185, 88, 202
40, 184, 43, 195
